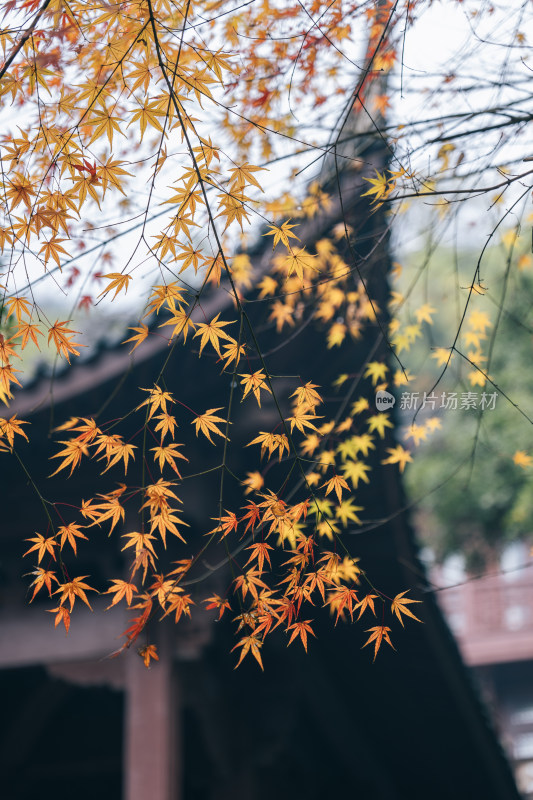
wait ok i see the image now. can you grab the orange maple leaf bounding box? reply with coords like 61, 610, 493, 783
362, 626, 395, 661
321, 473, 350, 503
139, 644, 159, 668
14, 320, 43, 350
0, 414, 30, 447
233, 569, 268, 602
0, 362, 22, 395
240, 501, 261, 533
24, 533, 57, 563
47, 320, 84, 363
58, 523, 88, 555
354, 593, 379, 621
207, 510, 239, 540
121, 531, 158, 582
99, 441, 137, 475
327, 585, 359, 623
49, 605, 71, 634
286, 620, 316, 652
106, 579, 138, 608
231, 634, 264, 670
119, 600, 153, 648
203, 594, 231, 620
245, 541, 273, 572
49, 439, 89, 477
28, 567, 59, 601
87, 492, 126, 536
54, 575, 97, 611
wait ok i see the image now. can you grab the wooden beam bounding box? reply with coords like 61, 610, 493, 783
459, 632, 533, 666
0, 601, 128, 667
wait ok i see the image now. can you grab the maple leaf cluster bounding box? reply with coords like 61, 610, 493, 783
0, 0, 452, 670
15, 361, 424, 668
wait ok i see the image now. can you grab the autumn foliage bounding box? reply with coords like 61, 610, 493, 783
1, 0, 530, 668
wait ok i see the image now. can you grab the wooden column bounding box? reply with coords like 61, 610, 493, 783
124, 632, 180, 800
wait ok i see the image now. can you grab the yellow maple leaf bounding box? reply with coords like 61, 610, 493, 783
335, 498, 363, 526
257, 275, 278, 298
431, 347, 452, 367
381, 445, 413, 473
159, 303, 196, 343
415, 303, 437, 325
286, 407, 322, 435
367, 413, 393, 439
39, 237, 70, 266
122, 324, 150, 352
247, 431, 290, 461
192, 408, 228, 444
153, 412, 178, 442
341, 459, 371, 488
513, 450, 532, 469
405, 423, 427, 447
361, 170, 393, 205
269, 301, 295, 332
193, 313, 235, 357
98, 272, 132, 300
291, 382, 323, 410
468, 310, 491, 333
6, 295, 32, 324
351, 397, 369, 415
391, 590, 422, 627
263, 219, 300, 249
136, 385, 174, 420
221, 340, 246, 369
364, 361, 388, 386
151, 443, 188, 474
239, 371, 272, 407
284, 248, 318, 280
327, 322, 346, 348
242, 471, 264, 495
